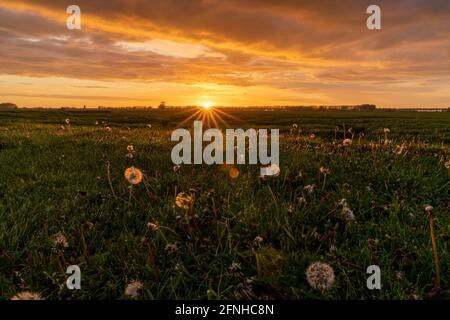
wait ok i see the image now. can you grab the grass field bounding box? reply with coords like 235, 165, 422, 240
0, 108, 449, 300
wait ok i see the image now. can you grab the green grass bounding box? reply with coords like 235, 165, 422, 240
0, 109, 449, 300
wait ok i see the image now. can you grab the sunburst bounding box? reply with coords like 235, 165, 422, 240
174, 105, 247, 129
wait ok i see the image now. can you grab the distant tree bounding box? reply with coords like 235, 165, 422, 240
0, 102, 17, 110
158, 101, 166, 109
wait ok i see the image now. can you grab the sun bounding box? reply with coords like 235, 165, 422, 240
201, 102, 213, 109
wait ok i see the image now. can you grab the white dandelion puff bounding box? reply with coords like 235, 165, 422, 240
11, 291, 43, 300
124, 280, 144, 299
124, 167, 143, 185
306, 262, 335, 291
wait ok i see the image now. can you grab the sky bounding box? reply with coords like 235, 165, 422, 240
0, 0, 449, 108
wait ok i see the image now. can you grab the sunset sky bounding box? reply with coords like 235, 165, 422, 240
1, 0, 449, 108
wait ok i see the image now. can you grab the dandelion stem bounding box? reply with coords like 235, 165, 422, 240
128, 185, 133, 205
106, 161, 116, 197
428, 214, 440, 289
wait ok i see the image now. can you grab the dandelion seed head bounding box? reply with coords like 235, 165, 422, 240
319, 167, 331, 174
341, 206, 355, 221
303, 184, 315, 194
342, 138, 353, 147
175, 192, 193, 209
306, 262, 335, 291
124, 167, 143, 185
424, 205, 433, 213
11, 291, 43, 300
124, 280, 144, 299
254, 236, 264, 243
229, 261, 241, 272
444, 160, 450, 170
287, 204, 295, 214
165, 243, 178, 253
51, 232, 69, 248
147, 222, 160, 231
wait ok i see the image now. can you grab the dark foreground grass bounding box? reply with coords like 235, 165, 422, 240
0, 109, 449, 299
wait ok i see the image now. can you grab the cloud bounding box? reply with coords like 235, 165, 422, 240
0, 0, 449, 107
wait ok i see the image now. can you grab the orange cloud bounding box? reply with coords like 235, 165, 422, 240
0, 0, 449, 107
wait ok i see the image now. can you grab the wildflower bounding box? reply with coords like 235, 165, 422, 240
105, 126, 112, 133
175, 192, 193, 209
337, 199, 355, 221
260, 164, 280, 177
445, 160, 450, 170
147, 124, 152, 128
341, 206, 355, 221
394, 144, 405, 155
173, 165, 180, 172
229, 261, 241, 272
310, 133, 316, 139
383, 128, 390, 134
367, 238, 379, 250
124, 167, 143, 185
424, 205, 433, 213
127, 144, 134, 153
124, 280, 144, 299
287, 204, 295, 214
303, 184, 315, 194
254, 236, 264, 243
147, 222, 160, 231
319, 167, 331, 174
95, 120, 99, 125
234, 278, 256, 300
60, 125, 65, 130
292, 123, 298, 129
342, 138, 352, 147
125, 153, 133, 159
305, 262, 335, 291
51, 232, 69, 248
165, 243, 178, 253
65, 119, 70, 125
229, 167, 240, 179
11, 291, 43, 300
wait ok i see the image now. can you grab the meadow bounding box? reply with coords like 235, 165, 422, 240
0, 108, 448, 300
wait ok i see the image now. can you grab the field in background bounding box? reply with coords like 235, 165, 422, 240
0, 109, 448, 299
